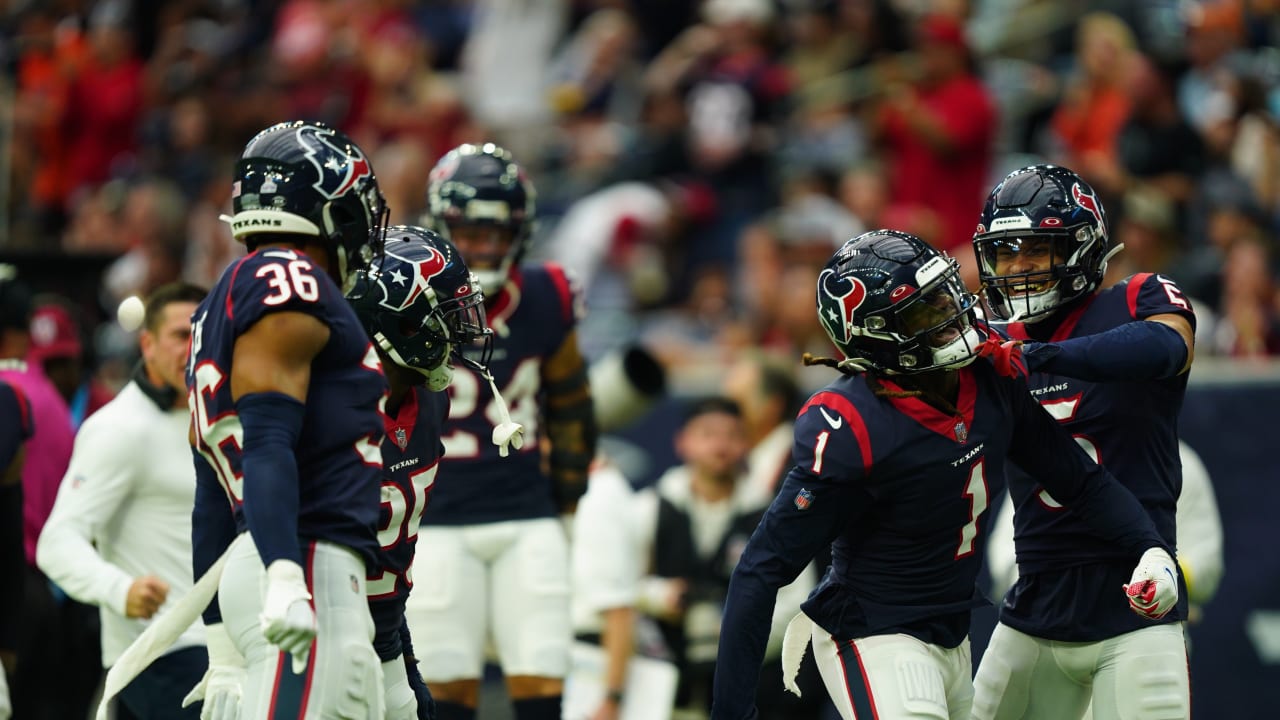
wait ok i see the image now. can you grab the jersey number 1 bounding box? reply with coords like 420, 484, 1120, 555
957, 459, 989, 559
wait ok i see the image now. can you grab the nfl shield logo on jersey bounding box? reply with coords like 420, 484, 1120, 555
954, 419, 969, 444
794, 488, 814, 511
394, 427, 408, 450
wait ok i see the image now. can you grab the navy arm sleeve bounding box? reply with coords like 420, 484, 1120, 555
1005, 379, 1166, 556
398, 616, 436, 720
713, 394, 873, 719
1021, 321, 1187, 381
192, 446, 238, 625
1022, 273, 1195, 381
236, 391, 306, 568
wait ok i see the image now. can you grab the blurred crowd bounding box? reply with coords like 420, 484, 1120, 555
2, 0, 1280, 395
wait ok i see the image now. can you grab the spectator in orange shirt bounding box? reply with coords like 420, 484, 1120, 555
1049, 13, 1135, 175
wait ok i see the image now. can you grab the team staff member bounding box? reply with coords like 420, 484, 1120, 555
38, 282, 209, 719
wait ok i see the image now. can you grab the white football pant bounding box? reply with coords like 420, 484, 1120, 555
972, 622, 1189, 720
220, 533, 385, 719
407, 518, 572, 681
811, 629, 973, 720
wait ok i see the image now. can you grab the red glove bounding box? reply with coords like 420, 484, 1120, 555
977, 336, 1027, 378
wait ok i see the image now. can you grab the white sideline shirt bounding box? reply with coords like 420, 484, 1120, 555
36, 380, 205, 667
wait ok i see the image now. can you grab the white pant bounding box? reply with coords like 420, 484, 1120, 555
406, 518, 571, 681
220, 534, 384, 719
809, 629, 973, 720
972, 622, 1189, 720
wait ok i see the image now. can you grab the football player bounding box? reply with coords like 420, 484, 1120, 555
709, 230, 1179, 720
409, 143, 596, 720
185, 121, 390, 719
970, 165, 1195, 720
347, 225, 498, 720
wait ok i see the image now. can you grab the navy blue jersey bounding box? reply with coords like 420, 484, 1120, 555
422, 263, 578, 526
998, 273, 1195, 641
369, 385, 448, 661
187, 247, 385, 569
712, 360, 1167, 719
0, 379, 32, 468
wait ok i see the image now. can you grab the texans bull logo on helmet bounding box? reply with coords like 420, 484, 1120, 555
1071, 182, 1104, 229
297, 124, 372, 200
376, 243, 448, 312
817, 267, 867, 344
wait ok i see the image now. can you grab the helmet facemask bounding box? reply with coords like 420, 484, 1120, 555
883, 257, 985, 372
975, 225, 1108, 323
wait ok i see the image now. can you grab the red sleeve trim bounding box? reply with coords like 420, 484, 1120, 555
225, 256, 250, 322
1127, 272, 1154, 320
800, 391, 872, 475
544, 263, 574, 325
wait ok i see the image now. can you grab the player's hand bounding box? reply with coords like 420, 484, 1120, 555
976, 335, 1027, 378
260, 560, 316, 673
1124, 547, 1179, 620
125, 575, 171, 619
183, 622, 245, 720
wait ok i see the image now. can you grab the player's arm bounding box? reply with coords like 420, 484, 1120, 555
397, 615, 435, 719
542, 329, 597, 514
1006, 381, 1166, 555
230, 310, 328, 568
712, 401, 869, 719
1020, 274, 1196, 380
36, 416, 145, 616
1007, 377, 1178, 618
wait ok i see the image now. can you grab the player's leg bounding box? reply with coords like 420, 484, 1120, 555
406, 525, 489, 718
811, 630, 956, 719
490, 518, 572, 720
220, 537, 385, 719
941, 637, 974, 719
299, 540, 384, 719
1088, 623, 1189, 720
218, 533, 276, 720
971, 622, 1095, 720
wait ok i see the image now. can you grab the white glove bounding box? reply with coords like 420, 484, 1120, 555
182, 622, 245, 720
260, 560, 316, 674
1125, 547, 1179, 620
0, 660, 12, 720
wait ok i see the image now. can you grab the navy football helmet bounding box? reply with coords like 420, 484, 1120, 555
424, 143, 535, 293
228, 121, 389, 292
972, 165, 1119, 322
348, 226, 492, 390
817, 230, 985, 374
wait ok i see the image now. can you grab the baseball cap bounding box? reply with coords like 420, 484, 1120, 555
29, 303, 83, 361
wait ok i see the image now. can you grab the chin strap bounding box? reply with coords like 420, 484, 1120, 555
479, 367, 525, 457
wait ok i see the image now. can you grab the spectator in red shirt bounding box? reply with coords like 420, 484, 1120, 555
874, 13, 995, 288
62, 4, 144, 204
